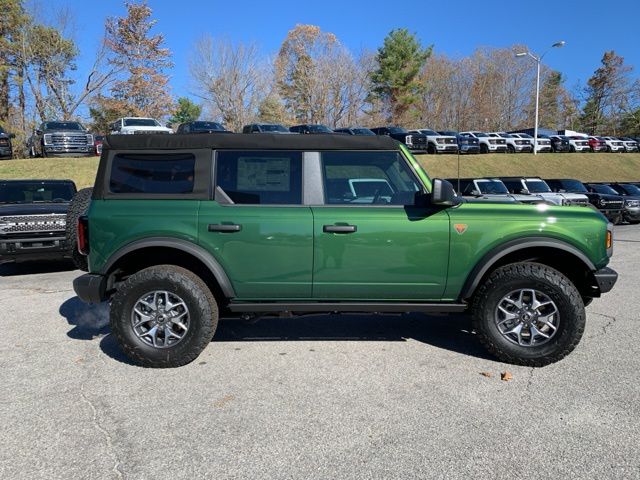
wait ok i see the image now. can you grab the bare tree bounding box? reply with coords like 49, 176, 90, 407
190, 36, 267, 131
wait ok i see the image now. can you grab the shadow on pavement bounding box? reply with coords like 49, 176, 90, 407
59, 296, 492, 364
0, 260, 76, 277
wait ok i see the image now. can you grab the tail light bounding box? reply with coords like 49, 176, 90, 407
77, 215, 89, 255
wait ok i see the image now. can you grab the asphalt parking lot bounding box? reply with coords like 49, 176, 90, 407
1, 226, 639, 479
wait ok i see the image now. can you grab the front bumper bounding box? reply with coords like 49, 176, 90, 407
44, 145, 93, 155
459, 144, 480, 153
593, 267, 618, 294
573, 146, 591, 152
513, 145, 533, 152
623, 206, 640, 221
0, 235, 68, 263
488, 145, 507, 152
435, 144, 458, 153
73, 273, 108, 303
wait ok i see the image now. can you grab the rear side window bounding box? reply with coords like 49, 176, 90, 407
215, 151, 303, 205
110, 153, 195, 194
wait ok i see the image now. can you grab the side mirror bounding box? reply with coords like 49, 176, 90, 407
470, 189, 481, 197
520, 188, 530, 195
431, 179, 460, 206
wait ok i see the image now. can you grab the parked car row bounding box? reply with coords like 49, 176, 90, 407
7, 115, 640, 159
448, 176, 640, 225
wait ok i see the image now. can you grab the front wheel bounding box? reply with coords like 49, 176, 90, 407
110, 265, 219, 367
471, 262, 585, 367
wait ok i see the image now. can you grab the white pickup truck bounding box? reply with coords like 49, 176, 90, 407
110, 117, 173, 135
488, 132, 533, 153
459, 131, 507, 153
500, 177, 590, 206
408, 129, 459, 154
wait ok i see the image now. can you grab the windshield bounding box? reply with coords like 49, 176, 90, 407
388, 127, 408, 134
44, 122, 84, 131
352, 128, 375, 136
0, 182, 75, 203
438, 131, 457, 136
474, 132, 488, 137
499, 133, 514, 138
518, 133, 533, 138
621, 184, 640, 195
123, 118, 161, 127
419, 129, 439, 136
525, 180, 551, 193
591, 184, 619, 195
192, 121, 224, 131
308, 125, 333, 133
261, 124, 288, 132
477, 180, 509, 194
558, 180, 588, 193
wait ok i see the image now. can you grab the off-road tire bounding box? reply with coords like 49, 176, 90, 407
110, 265, 219, 368
65, 187, 93, 271
471, 262, 585, 367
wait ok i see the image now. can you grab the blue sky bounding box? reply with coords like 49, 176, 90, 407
58, 0, 639, 102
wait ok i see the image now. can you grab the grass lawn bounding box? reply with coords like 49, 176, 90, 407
1, 152, 639, 189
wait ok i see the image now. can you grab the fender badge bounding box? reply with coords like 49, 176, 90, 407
454, 224, 468, 234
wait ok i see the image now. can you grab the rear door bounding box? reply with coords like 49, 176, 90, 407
198, 150, 314, 300
310, 150, 450, 300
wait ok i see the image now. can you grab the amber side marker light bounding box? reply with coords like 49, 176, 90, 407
606, 230, 613, 250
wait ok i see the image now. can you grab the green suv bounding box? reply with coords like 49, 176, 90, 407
72, 134, 617, 368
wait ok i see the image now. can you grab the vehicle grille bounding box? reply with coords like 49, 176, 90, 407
497, 139, 506, 144
603, 201, 624, 209
444, 138, 456, 144
0, 214, 66, 234
50, 134, 89, 146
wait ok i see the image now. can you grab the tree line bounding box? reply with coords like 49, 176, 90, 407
1, 1, 639, 157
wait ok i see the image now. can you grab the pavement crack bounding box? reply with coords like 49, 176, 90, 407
589, 311, 618, 339
80, 371, 124, 479
525, 367, 535, 391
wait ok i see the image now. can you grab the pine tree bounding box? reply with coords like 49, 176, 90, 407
369, 29, 431, 124
169, 97, 201, 125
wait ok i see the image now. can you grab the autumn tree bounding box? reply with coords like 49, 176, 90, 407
579, 51, 633, 134
169, 97, 201, 125
100, 1, 174, 119
370, 29, 431, 125
0, 0, 29, 127
190, 36, 267, 131
275, 24, 366, 127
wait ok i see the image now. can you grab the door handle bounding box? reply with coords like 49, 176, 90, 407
208, 223, 242, 233
323, 224, 357, 234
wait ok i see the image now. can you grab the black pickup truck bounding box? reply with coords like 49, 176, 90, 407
28, 121, 94, 157
370, 126, 429, 151
0, 179, 77, 263
546, 179, 624, 224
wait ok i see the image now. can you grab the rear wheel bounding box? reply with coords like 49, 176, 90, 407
507, 145, 515, 154
110, 265, 219, 368
428, 144, 436, 155
480, 144, 489, 154
65, 188, 93, 271
472, 262, 585, 367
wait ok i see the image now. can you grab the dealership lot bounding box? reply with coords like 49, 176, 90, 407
0, 226, 638, 479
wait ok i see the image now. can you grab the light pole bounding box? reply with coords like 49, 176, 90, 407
515, 41, 565, 155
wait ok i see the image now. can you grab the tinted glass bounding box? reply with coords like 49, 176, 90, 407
439, 131, 457, 136
519, 133, 533, 138
502, 180, 524, 193
44, 122, 84, 130
259, 124, 288, 132
420, 129, 438, 136
590, 184, 618, 195
308, 125, 333, 133
110, 154, 195, 194
216, 151, 302, 204
558, 180, 587, 192
321, 151, 420, 205
388, 127, 408, 134
192, 122, 224, 131
352, 128, 375, 136
0, 182, 75, 203
620, 184, 640, 195
524, 180, 551, 193
123, 118, 160, 127
475, 132, 488, 137
477, 180, 509, 194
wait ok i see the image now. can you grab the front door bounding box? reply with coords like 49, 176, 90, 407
198, 150, 313, 300
311, 150, 450, 300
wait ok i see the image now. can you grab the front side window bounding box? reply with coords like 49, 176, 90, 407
109, 153, 195, 194
215, 151, 302, 205
321, 151, 420, 205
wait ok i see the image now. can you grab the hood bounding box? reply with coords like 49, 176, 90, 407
43, 127, 87, 133
0, 203, 69, 217
556, 192, 589, 201
510, 194, 546, 203
122, 125, 172, 132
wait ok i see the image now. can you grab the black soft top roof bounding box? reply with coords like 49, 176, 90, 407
102, 133, 400, 151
